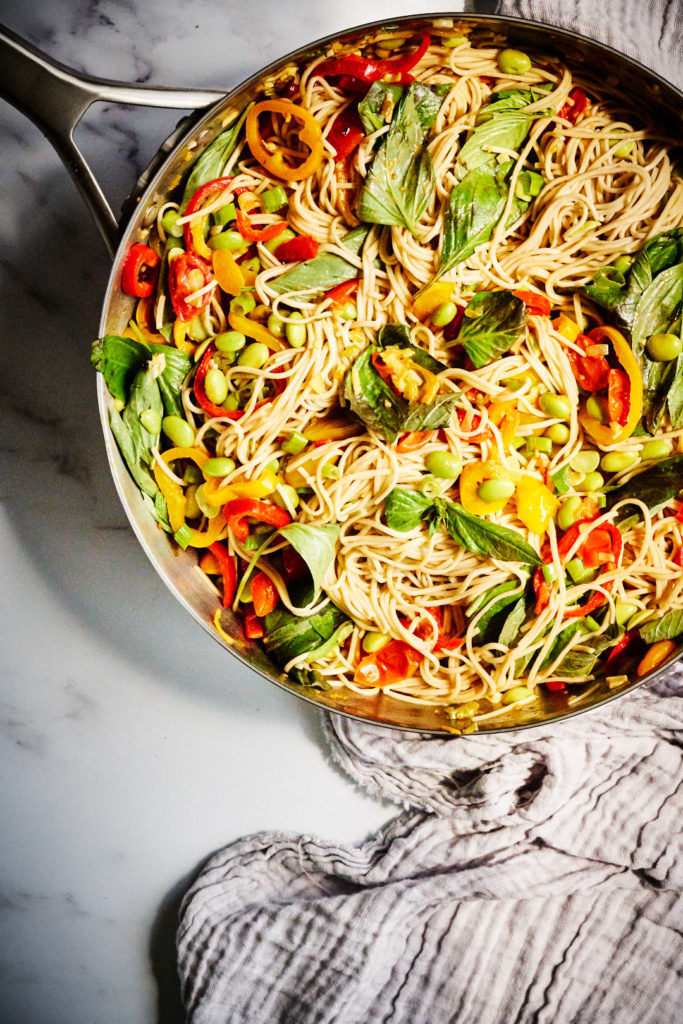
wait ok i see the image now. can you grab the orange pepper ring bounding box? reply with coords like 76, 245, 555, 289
246, 99, 324, 182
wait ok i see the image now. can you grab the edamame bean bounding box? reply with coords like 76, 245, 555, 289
431, 301, 457, 327
140, 408, 161, 434
600, 451, 639, 473
557, 496, 582, 531
339, 301, 357, 321
210, 229, 245, 252
183, 463, 203, 484
504, 378, 526, 391
497, 48, 532, 74
586, 395, 609, 423
477, 478, 516, 503
286, 311, 307, 348
581, 471, 604, 492
363, 631, 390, 653
570, 450, 600, 474
237, 342, 269, 368
203, 457, 236, 478
646, 333, 683, 362
230, 291, 256, 316
641, 439, 671, 460
224, 394, 240, 411
545, 423, 570, 445
195, 484, 221, 518
615, 601, 639, 626
204, 368, 229, 405
502, 685, 534, 705
162, 415, 195, 447
267, 313, 286, 338
425, 450, 462, 479
215, 330, 246, 353
612, 133, 634, 158
265, 228, 296, 253
442, 35, 466, 48
539, 392, 572, 420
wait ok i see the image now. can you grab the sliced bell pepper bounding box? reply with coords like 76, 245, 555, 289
227, 311, 284, 352
516, 475, 558, 534
245, 99, 324, 182
183, 176, 235, 259
567, 333, 610, 392
251, 571, 279, 617
324, 279, 359, 306
327, 106, 365, 161
396, 431, 434, 453
212, 248, 245, 296
558, 87, 589, 124
533, 519, 622, 618
315, 33, 430, 87
203, 469, 279, 506
605, 629, 645, 671
235, 208, 289, 243
121, 243, 160, 298
513, 289, 551, 317
354, 638, 421, 687
459, 460, 516, 515
208, 541, 238, 607
578, 326, 642, 446
243, 610, 265, 639
194, 344, 240, 420
411, 281, 454, 321
224, 498, 291, 542
153, 446, 209, 532
135, 295, 164, 343
274, 234, 319, 262
168, 251, 214, 322
552, 314, 581, 343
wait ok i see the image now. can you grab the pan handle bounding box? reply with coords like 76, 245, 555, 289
0, 23, 225, 256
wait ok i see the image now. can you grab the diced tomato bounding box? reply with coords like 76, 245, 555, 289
545, 679, 567, 692
251, 571, 279, 617
604, 629, 645, 671
396, 431, 434, 453
275, 235, 319, 262
567, 333, 610, 392
607, 367, 630, 426
354, 639, 421, 687
558, 88, 589, 124
243, 610, 265, 639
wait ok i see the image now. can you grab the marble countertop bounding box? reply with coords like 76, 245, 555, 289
0, 2, 464, 1020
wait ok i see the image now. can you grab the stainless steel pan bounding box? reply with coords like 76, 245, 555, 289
2, 14, 681, 733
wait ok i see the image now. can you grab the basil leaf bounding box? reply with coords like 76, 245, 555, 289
470, 583, 526, 644
179, 105, 251, 212
550, 623, 621, 676
271, 224, 369, 297
629, 264, 683, 432
278, 522, 340, 595
640, 609, 683, 643
149, 344, 193, 418
667, 355, 683, 429
438, 166, 508, 276
264, 582, 350, 668
109, 365, 163, 498
91, 335, 150, 404
498, 595, 528, 649
606, 454, 683, 520
358, 81, 403, 134
344, 329, 457, 442
384, 487, 434, 531
455, 290, 527, 368
357, 83, 440, 237
434, 500, 542, 565
455, 88, 546, 178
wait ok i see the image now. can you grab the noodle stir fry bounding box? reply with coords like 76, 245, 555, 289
93, 25, 683, 724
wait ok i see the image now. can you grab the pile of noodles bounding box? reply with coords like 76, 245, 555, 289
154, 26, 683, 715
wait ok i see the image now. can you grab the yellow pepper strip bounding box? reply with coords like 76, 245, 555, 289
488, 401, 520, 448
304, 416, 363, 441
578, 325, 643, 447
185, 512, 228, 547
228, 310, 284, 351
411, 282, 454, 321
553, 313, 581, 343
245, 99, 324, 182
213, 248, 245, 296
516, 475, 558, 535
152, 446, 232, 547
202, 469, 280, 506
241, 262, 259, 287
459, 460, 516, 515
135, 296, 165, 344
173, 318, 197, 355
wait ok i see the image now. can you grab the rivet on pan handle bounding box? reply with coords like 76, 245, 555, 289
0, 22, 225, 256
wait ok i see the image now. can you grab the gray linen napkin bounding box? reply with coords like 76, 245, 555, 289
178, 5, 683, 1021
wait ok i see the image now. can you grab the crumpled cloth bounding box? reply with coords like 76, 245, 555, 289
177, 3, 683, 1021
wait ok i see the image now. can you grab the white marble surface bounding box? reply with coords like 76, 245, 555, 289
0, 2, 478, 1021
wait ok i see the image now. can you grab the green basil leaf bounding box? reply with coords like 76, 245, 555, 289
498, 595, 528, 648
438, 166, 508, 276
455, 290, 527, 368
470, 583, 526, 644
628, 264, 683, 432
271, 224, 370, 297
384, 487, 434, 531
278, 522, 340, 595
640, 609, 683, 643
179, 105, 251, 212
455, 88, 546, 177
434, 500, 542, 564
606, 454, 683, 520
91, 335, 150, 404
549, 623, 621, 676
358, 81, 404, 134
264, 582, 350, 668
149, 344, 193, 417
357, 83, 440, 237
109, 366, 163, 498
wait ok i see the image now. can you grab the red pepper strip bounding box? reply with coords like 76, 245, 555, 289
534, 520, 621, 617
567, 333, 610, 392
244, 610, 265, 639
675, 547, 683, 567
328, 106, 365, 161
607, 367, 630, 427
183, 176, 235, 256
315, 33, 430, 86
604, 629, 645, 671
235, 208, 289, 243
354, 638, 421, 686
121, 243, 160, 298
455, 407, 487, 440
435, 636, 464, 654
336, 75, 373, 96
224, 498, 291, 543
558, 87, 589, 124
275, 235, 319, 261
194, 343, 286, 420
208, 542, 238, 607
579, 524, 622, 568
324, 279, 359, 306
168, 251, 214, 322
251, 571, 279, 617
545, 679, 567, 692
282, 545, 308, 581
513, 289, 551, 317
396, 431, 434, 453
